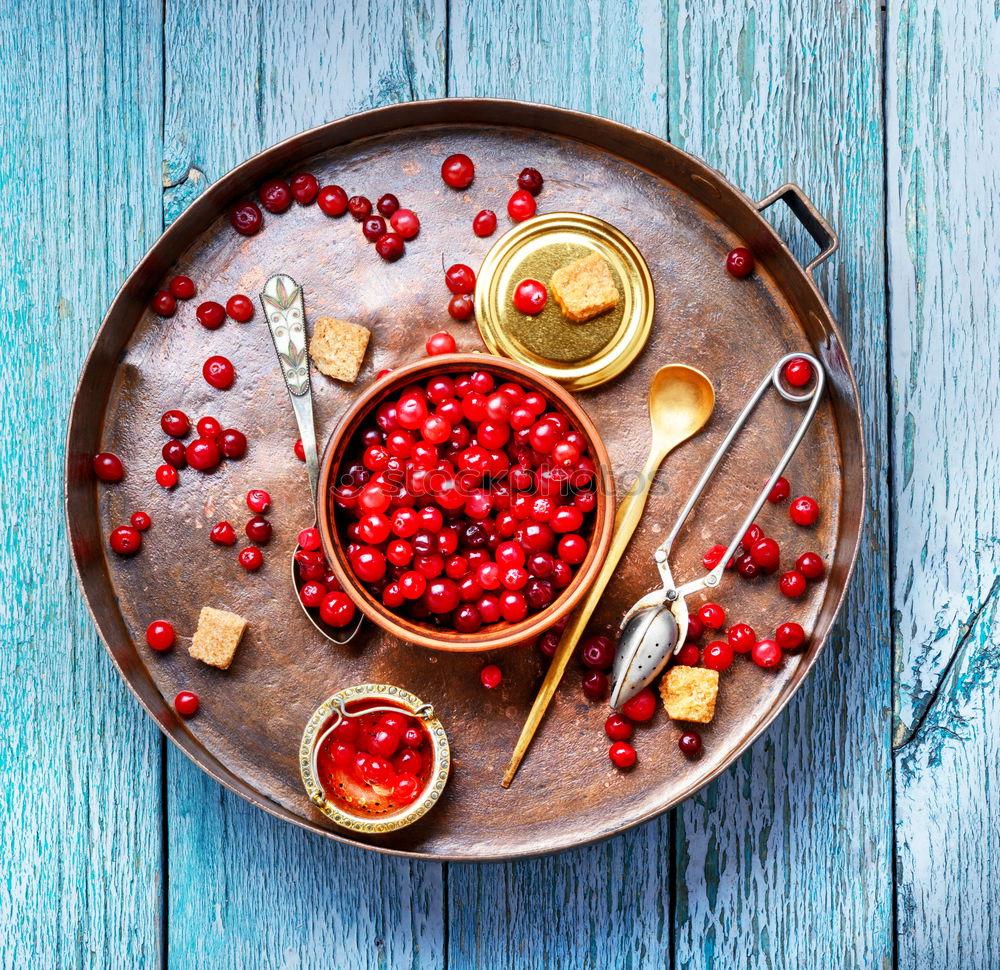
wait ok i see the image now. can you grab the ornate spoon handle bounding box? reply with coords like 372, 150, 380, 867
260, 274, 319, 514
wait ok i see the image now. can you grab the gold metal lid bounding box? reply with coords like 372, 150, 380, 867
475, 212, 655, 391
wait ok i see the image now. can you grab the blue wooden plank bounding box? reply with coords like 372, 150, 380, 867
160, 3, 449, 967
0, 1, 164, 966
666, 1, 893, 966
888, 2, 1000, 967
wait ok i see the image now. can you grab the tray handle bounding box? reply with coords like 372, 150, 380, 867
756, 183, 839, 277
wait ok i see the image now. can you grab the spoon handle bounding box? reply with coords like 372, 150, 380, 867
260, 274, 319, 513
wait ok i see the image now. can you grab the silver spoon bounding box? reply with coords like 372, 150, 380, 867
260, 273, 362, 645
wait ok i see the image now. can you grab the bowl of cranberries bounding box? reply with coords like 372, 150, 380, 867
300, 683, 450, 833
317, 354, 615, 651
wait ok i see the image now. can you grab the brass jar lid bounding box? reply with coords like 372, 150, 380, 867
475, 212, 655, 391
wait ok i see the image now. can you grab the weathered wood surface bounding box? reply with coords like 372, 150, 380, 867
5, 0, 997, 966
888, 2, 1000, 968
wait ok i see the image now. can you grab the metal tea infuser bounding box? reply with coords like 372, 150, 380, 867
609, 352, 826, 709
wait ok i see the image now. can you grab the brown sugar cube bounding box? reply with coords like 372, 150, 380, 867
660, 665, 720, 724
550, 252, 620, 323
308, 315, 371, 382
188, 607, 248, 670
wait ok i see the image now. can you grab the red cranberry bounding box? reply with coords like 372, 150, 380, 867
445, 264, 476, 294
678, 731, 702, 757
473, 209, 497, 237
776, 621, 806, 651
779, 570, 808, 598
246, 489, 271, 513
152, 466, 178, 491
513, 279, 547, 314
376, 193, 400, 216
582, 670, 609, 701
169, 276, 195, 300
375, 232, 405, 261
697, 602, 726, 629
557, 534, 586, 564
517, 167, 543, 195
448, 293, 475, 321
389, 208, 420, 239
245, 515, 272, 544
226, 294, 254, 322
146, 620, 174, 651
290, 173, 319, 205
735, 554, 761, 579
768, 476, 791, 503
784, 357, 813, 388
186, 437, 220, 471
131, 510, 151, 531
230, 201, 263, 235
704, 640, 734, 672
219, 429, 247, 459
239, 546, 263, 571
425, 578, 461, 614
581, 634, 616, 670
702, 544, 730, 570
426, 331, 457, 356
609, 741, 637, 769
317, 185, 348, 216
298, 581, 325, 608
441, 153, 475, 188
203, 355, 235, 389
93, 453, 124, 482
210, 521, 237, 546
109, 526, 142, 555
259, 178, 292, 213
161, 410, 190, 437
752, 638, 782, 669
621, 687, 656, 722
686, 616, 704, 641
750, 537, 781, 572
347, 196, 372, 220
320, 591, 356, 627
362, 215, 387, 242
796, 551, 825, 580
725, 247, 754, 277
150, 290, 176, 317
394, 773, 421, 804
507, 190, 536, 221
742, 523, 763, 548
676, 642, 699, 666
196, 416, 221, 439
162, 440, 187, 469
298, 527, 321, 551
480, 664, 502, 688
790, 495, 819, 526
727, 622, 756, 654
174, 691, 199, 716
605, 713, 633, 741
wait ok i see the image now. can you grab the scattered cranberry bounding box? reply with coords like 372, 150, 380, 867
317, 185, 348, 216
155, 465, 178, 488
750, 537, 781, 572
678, 731, 703, 757
513, 279, 547, 314
294, 438, 306, 461
776, 621, 806, 651
375, 232, 405, 261
473, 209, 497, 237
109, 526, 142, 555
609, 741, 637, 769
362, 215, 387, 242
298, 527, 321, 551
131, 510, 151, 531
230, 201, 263, 236
445, 263, 476, 294
517, 167, 543, 195
162, 439, 187, 468
702, 544, 729, 570
796, 551, 825, 580
704, 640, 734, 672
480, 664, 502, 688
752, 638, 782, 669
697, 602, 726, 630
319, 591, 355, 627
677, 642, 700, 666
93, 453, 124, 482
238, 547, 263, 571
196, 416, 221, 439
621, 688, 656, 723
259, 178, 292, 213
735, 553, 761, 579
441, 153, 475, 188
347, 195, 372, 220
790, 495, 820, 526
246, 489, 271, 513
376, 193, 400, 216
219, 429, 247, 459
784, 357, 813, 388
426, 331, 457, 356
290, 173, 319, 205
604, 713, 633, 741
725, 247, 754, 277
169, 276, 195, 300
779, 570, 808, 598
507, 189, 536, 221
582, 670, 609, 700
768, 476, 791, 503
174, 690, 199, 716
150, 290, 176, 317
203, 355, 235, 390
226, 294, 254, 322
742, 523, 763, 548
581, 634, 616, 670
210, 521, 237, 546
389, 208, 420, 239
686, 616, 704, 641
186, 437, 220, 471
146, 620, 174, 651
161, 410, 190, 437
727, 623, 756, 654
245, 515, 272, 544
448, 293, 474, 321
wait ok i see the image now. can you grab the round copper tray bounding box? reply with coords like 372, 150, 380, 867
66, 99, 864, 861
